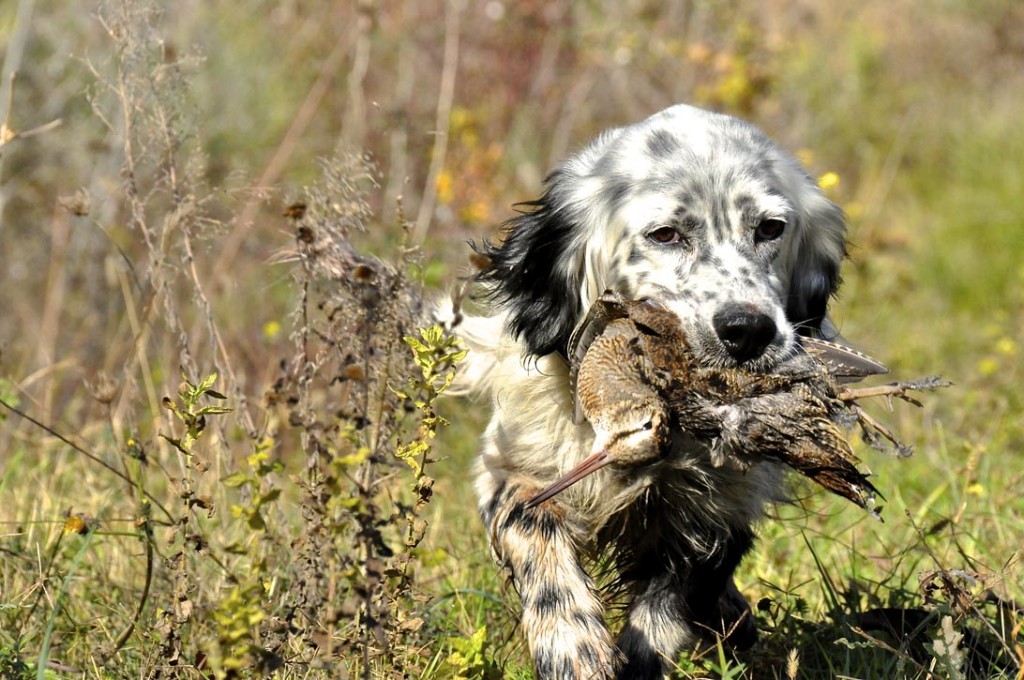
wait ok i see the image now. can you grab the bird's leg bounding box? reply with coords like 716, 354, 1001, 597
480, 477, 620, 679
838, 377, 950, 457
848, 404, 913, 457
837, 376, 952, 407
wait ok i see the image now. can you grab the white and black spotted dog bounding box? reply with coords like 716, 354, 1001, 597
448, 104, 848, 679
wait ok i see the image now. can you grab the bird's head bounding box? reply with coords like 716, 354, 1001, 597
592, 403, 670, 466
526, 403, 670, 508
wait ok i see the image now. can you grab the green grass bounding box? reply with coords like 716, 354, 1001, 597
1, 0, 1023, 677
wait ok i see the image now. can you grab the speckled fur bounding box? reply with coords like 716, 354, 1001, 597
445, 105, 848, 679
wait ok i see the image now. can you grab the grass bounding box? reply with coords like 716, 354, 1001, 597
1, 0, 1023, 677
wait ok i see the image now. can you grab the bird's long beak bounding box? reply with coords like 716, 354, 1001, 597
525, 449, 612, 508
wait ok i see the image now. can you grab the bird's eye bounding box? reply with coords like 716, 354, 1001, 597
755, 219, 786, 243
648, 226, 682, 245
642, 420, 654, 431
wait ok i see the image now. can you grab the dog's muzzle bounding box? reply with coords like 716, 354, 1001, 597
712, 303, 778, 364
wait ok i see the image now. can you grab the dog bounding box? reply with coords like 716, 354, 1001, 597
446, 104, 848, 679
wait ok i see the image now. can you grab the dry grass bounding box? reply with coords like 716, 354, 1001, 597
1, 0, 1022, 677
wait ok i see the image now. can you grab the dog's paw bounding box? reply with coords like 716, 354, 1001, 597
694, 579, 758, 651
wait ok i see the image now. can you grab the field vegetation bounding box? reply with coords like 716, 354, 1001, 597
0, 0, 1022, 677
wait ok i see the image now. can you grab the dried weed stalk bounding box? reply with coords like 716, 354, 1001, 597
265, 154, 460, 675
0, 0, 460, 674
85, 0, 229, 670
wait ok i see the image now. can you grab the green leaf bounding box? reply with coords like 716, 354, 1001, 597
197, 405, 233, 416
247, 511, 266, 531
246, 450, 269, 467
334, 447, 369, 467
422, 324, 443, 346
159, 434, 189, 455
335, 496, 361, 510
404, 336, 429, 355
258, 489, 281, 505
395, 440, 428, 475
447, 625, 492, 677
222, 472, 251, 488
197, 373, 219, 394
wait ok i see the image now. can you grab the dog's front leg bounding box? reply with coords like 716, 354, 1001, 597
481, 478, 619, 679
684, 529, 757, 651
614, 527, 757, 678
616, 571, 693, 679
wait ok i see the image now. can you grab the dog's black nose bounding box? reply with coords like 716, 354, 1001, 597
712, 304, 777, 363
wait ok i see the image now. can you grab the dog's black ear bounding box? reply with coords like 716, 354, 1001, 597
785, 194, 847, 338
473, 179, 582, 358
787, 251, 841, 337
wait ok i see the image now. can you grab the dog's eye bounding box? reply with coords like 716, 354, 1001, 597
755, 219, 786, 243
648, 227, 682, 245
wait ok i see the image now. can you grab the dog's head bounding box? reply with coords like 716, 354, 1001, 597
475, 104, 846, 371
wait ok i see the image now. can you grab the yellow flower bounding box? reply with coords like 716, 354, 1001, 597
460, 201, 491, 224
995, 337, 1017, 356
818, 171, 840, 190
64, 514, 89, 535
263, 320, 281, 340
435, 169, 454, 205
977, 357, 999, 376
450, 106, 473, 131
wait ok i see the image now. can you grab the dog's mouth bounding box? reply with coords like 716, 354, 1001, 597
573, 290, 796, 373
625, 288, 797, 372
687, 321, 797, 373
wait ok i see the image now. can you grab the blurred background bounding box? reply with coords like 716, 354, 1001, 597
1, 0, 1022, 676
3, 0, 1023, 401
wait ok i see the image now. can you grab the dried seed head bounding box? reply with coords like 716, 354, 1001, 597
283, 202, 307, 220
86, 372, 118, 404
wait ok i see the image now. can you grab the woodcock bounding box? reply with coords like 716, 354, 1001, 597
528, 291, 949, 518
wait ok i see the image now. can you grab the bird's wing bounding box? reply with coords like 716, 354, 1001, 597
568, 291, 629, 365
569, 291, 631, 423
799, 336, 889, 383
724, 394, 883, 516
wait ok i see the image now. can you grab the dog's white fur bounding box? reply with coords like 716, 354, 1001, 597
445, 104, 848, 678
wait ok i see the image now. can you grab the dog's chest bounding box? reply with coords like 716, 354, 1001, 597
587, 451, 783, 555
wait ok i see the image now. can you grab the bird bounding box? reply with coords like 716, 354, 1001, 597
525, 301, 675, 507
527, 290, 905, 516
